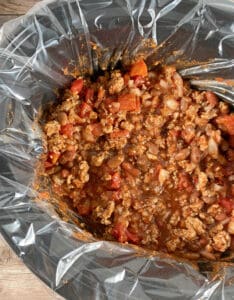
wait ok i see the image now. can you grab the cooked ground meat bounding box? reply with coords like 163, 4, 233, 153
40, 59, 234, 260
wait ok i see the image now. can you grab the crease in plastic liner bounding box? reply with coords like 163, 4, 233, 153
0, 0, 234, 299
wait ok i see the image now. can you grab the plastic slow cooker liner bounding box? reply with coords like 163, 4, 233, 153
0, 0, 234, 299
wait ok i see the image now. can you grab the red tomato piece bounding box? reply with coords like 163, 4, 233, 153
216, 115, 234, 135
118, 93, 137, 111
110, 129, 130, 139
79, 102, 92, 118
110, 172, 121, 190
60, 124, 74, 137
112, 223, 139, 244
112, 222, 127, 243
70, 79, 84, 94
129, 60, 148, 78
132, 75, 145, 87
219, 198, 234, 215
125, 229, 140, 243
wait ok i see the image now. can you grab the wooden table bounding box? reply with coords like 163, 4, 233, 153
0, 0, 41, 26
0, 1, 63, 299
0, 235, 63, 300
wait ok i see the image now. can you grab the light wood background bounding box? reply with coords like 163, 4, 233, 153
0, 1, 63, 299
0, 235, 63, 300
0, 0, 40, 26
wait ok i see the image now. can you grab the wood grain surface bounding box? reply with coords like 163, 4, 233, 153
0, 235, 63, 300
0, 0, 39, 14
0, 0, 40, 26
0, 1, 63, 299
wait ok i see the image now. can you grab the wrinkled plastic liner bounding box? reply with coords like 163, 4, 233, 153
0, 0, 234, 299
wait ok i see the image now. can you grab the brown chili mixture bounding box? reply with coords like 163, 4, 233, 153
40, 60, 234, 260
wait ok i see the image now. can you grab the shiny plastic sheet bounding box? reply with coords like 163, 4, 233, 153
0, 0, 234, 299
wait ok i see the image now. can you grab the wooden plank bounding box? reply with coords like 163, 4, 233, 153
0, 235, 63, 300
0, 0, 40, 15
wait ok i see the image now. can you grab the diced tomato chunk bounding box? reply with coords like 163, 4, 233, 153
60, 123, 74, 137
110, 129, 130, 139
129, 60, 148, 78
216, 115, 234, 135
125, 229, 140, 243
90, 123, 103, 137
110, 172, 121, 190
112, 222, 139, 243
219, 198, 234, 214
118, 94, 137, 111
70, 79, 84, 94
112, 222, 127, 243
79, 102, 92, 118
85, 88, 94, 102
132, 75, 145, 87
48, 152, 60, 164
